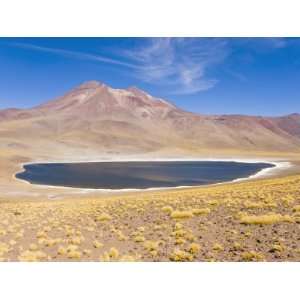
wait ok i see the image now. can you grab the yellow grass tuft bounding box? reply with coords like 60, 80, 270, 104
232, 242, 242, 251
117, 232, 128, 241
212, 243, 224, 251
70, 236, 82, 245
143, 241, 159, 252
174, 223, 183, 230
192, 208, 211, 215
175, 238, 186, 245
173, 229, 186, 238
66, 245, 78, 252
292, 205, 300, 212
270, 244, 284, 253
67, 250, 82, 259
36, 231, 47, 239
188, 243, 201, 255
207, 200, 219, 206
241, 251, 265, 262
171, 210, 194, 219
137, 226, 145, 232
57, 246, 67, 255
244, 201, 265, 209
18, 250, 47, 262
161, 206, 173, 214
169, 249, 193, 262
44, 239, 59, 247
134, 235, 145, 243
108, 247, 119, 259
240, 213, 294, 225
0, 242, 10, 257
95, 213, 112, 222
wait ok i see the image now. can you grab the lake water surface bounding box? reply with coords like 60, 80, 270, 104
16, 161, 274, 189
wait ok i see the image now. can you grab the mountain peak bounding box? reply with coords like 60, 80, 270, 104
127, 86, 152, 98
76, 80, 105, 90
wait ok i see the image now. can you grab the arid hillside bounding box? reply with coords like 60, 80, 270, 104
1, 80, 300, 160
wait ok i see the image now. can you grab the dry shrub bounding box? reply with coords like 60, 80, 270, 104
18, 250, 47, 262
96, 213, 112, 222
212, 243, 224, 251
169, 249, 193, 262
188, 243, 201, 255
232, 242, 242, 251
67, 250, 82, 259
143, 241, 159, 252
57, 246, 67, 255
109, 247, 119, 259
192, 208, 211, 215
269, 244, 284, 253
244, 201, 265, 209
100, 248, 120, 261
161, 206, 173, 214
36, 231, 47, 239
292, 205, 300, 212
240, 213, 293, 225
171, 210, 193, 219
175, 238, 186, 245
0, 242, 9, 257
134, 235, 145, 243
241, 251, 265, 262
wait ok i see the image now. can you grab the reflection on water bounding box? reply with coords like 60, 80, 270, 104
16, 161, 274, 189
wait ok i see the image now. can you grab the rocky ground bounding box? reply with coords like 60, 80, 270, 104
0, 173, 300, 261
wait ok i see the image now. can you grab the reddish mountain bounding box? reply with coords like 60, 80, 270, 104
0, 81, 300, 157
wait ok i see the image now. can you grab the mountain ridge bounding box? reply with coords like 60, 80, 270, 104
1, 80, 300, 157
1, 81, 298, 119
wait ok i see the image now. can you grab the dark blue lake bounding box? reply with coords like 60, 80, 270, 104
16, 161, 274, 189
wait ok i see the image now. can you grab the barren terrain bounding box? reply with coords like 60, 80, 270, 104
1, 170, 300, 261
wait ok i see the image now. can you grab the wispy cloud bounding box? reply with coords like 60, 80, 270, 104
7, 42, 138, 69
121, 38, 229, 94
233, 37, 289, 51
266, 38, 288, 49
7, 39, 230, 95
5, 38, 290, 96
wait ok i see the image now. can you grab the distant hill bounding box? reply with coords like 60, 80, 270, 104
1, 80, 300, 158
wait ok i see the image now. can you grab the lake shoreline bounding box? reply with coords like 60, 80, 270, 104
13, 158, 291, 193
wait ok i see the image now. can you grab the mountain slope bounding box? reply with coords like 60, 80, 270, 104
1, 80, 300, 159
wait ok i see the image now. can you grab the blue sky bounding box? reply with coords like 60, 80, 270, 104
0, 37, 299, 116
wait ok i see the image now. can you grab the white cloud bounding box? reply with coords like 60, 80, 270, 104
6, 39, 229, 94
9, 38, 288, 95
7, 42, 138, 69
266, 38, 287, 49
122, 38, 229, 94
233, 37, 288, 51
